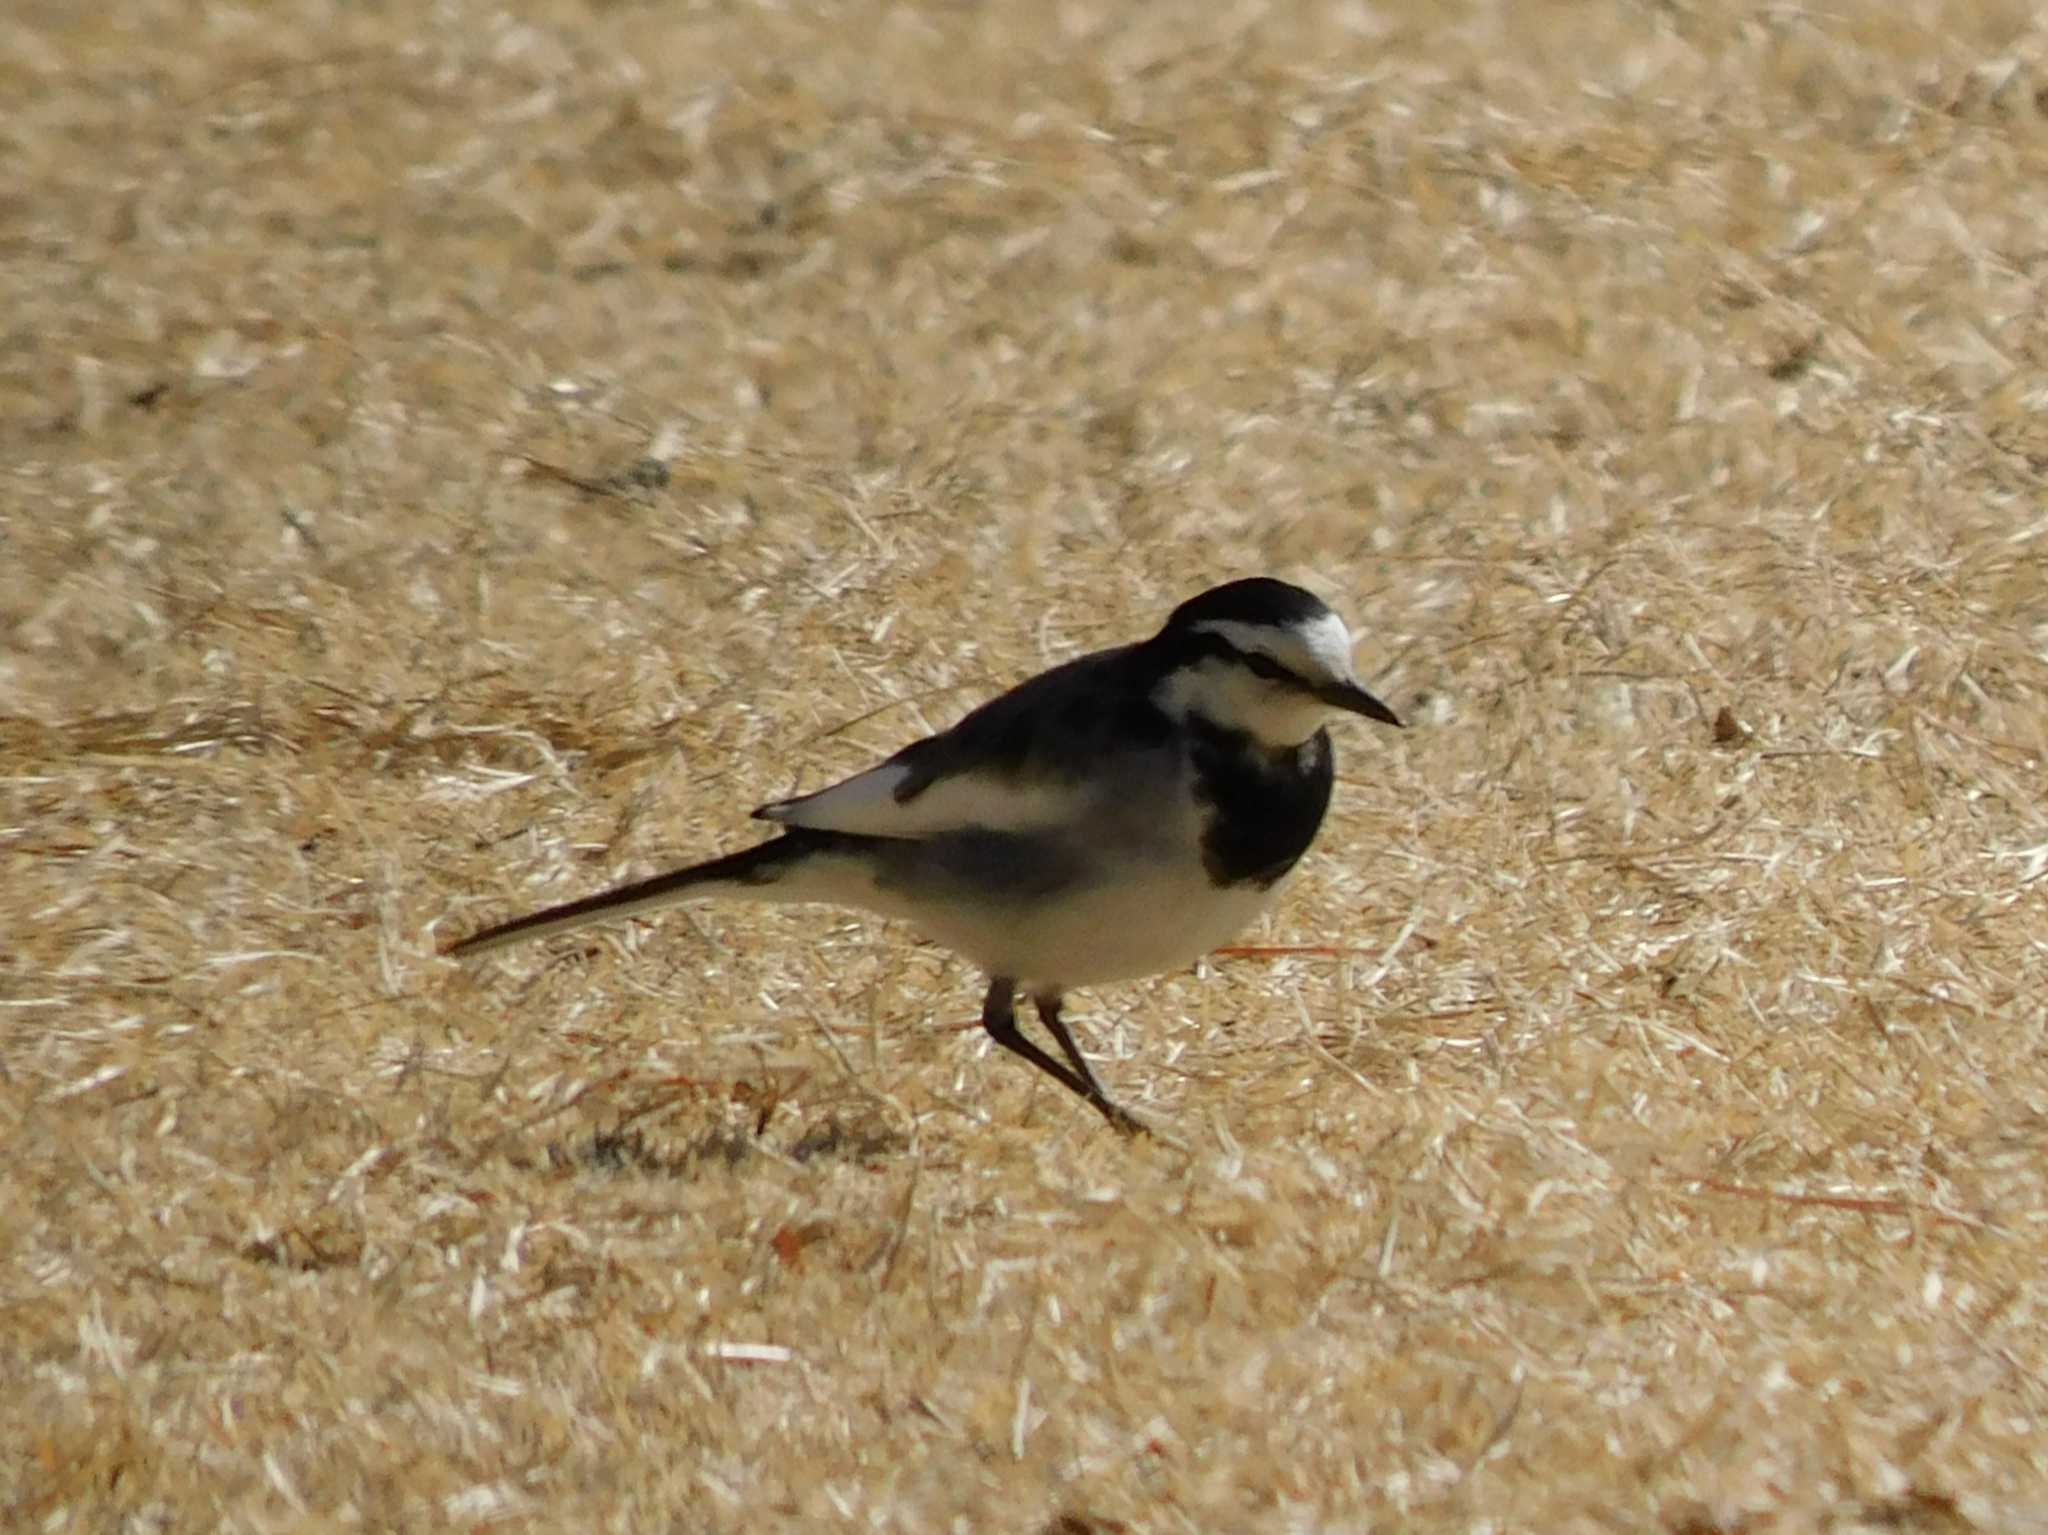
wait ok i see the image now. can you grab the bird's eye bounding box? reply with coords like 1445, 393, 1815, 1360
1242, 653, 1296, 685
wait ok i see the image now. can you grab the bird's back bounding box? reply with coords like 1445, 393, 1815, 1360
759, 642, 1178, 843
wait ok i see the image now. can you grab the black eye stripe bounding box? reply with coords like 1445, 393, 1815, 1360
1242, 652, 1299, 685
1177, 629, 1310, 688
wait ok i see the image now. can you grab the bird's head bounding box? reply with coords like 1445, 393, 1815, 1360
1150, 577, 1403, 748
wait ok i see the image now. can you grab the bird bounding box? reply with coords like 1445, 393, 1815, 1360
441, 577, 1403, 1133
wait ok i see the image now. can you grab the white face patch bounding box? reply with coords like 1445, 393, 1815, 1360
1158, 609, 1362, 746
1193, 612, 1358, 689
1154, 657, 1333, 746
1293, 611, 1359, 686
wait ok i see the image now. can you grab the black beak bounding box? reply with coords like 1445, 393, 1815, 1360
1321, 678, 1404, 727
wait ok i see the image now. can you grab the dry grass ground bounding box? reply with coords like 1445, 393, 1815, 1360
6, 0, 2048, 1528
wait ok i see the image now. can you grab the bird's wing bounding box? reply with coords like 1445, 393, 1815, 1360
756, 644, 1157, 839
755, 757, 1080, 837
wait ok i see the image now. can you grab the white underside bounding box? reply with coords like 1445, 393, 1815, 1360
677, 818, 1282, 992
515, 851, 1274, 992
837, 854, 1278, 991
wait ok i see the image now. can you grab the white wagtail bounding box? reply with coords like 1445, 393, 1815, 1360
442, 577, 1402, 1132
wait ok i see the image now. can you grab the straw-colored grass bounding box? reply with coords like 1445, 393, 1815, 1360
7, 1, 2048, 1528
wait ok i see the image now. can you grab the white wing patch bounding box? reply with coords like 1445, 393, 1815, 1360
759, 759, 1083, 838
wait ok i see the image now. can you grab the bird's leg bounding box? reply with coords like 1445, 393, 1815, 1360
1030, 992, 1110, 1099
1034, 991, 1145, 1137
978, 978, 1144, 1135
978, 977, 1092, 1100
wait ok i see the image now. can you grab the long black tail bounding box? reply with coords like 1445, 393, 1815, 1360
441, 833, 841, 959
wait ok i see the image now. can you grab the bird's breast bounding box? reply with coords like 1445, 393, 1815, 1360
1189, 725, 1336, 888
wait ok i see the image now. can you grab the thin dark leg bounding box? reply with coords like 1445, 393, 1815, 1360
1033, 993, 1143, 1136
1031, 993, 1109, 1099
978, 978, 1092, 1100
978, 978, 1143, 1135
